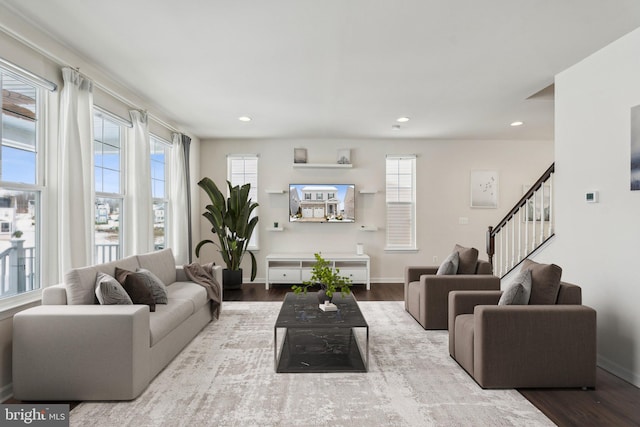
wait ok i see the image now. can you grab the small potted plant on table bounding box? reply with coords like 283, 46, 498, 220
292, 252, 353, 303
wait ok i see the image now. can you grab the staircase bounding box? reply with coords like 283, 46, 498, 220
487, 163, 555, 278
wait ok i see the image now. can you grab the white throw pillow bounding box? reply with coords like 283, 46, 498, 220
436, 251, 459, 275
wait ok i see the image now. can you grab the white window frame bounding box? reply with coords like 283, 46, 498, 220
150, 134, 171, 251
227, 154, 259, 250
93, 108, 129, 262
385, 155, 417, 251
0, 62, 52, 308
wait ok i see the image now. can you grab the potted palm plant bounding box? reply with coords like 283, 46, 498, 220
292, 252, 352, 303
196, 178, 259, 289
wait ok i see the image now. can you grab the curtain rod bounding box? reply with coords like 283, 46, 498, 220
0, 23, 182, 135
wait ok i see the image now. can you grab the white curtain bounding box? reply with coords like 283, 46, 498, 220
58, 67, 93, 273
124, 110, 153, 255
170, 133, 189, 264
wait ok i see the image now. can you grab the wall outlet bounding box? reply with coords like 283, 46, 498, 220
432, 256, 438, 263
459, 217, 469, 225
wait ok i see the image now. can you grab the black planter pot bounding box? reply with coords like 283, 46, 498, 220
223, 268, 243, 290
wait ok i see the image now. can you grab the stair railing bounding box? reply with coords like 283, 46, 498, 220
487, 163, 555, 277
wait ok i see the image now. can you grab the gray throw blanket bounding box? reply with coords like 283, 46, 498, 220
183, 262, 222, 319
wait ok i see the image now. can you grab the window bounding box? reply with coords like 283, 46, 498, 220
151, 135, 170, 251
385, 155, 416, 250
93, 110, 125, 263
0, 68, 44, 300
227, 155, 258, 249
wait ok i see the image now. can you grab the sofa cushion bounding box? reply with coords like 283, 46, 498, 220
115, 268, 156, 312
436, 251, 459, 275
137, 248, 177, 287
498, 269, 532, 305
522, 259, 562, 305
136, 268, 169, 304
95, 272, 133, 305
454, 244, 479, 275
149, 298, 194, 346
167, 282, 209, 312
65, 255, 139, 305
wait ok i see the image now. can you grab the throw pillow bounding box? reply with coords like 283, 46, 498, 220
115, 267, 156, 312
454, 244, 479, 275
522, 259, 562, 305
136, 268, 169, 304
95, 272, 133, 305
498, 269, 532, 305
436, 251, 459, 275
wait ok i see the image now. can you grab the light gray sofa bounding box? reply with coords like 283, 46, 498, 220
12, 248, 222, 401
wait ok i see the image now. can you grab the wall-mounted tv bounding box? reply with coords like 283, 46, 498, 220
289, 184, 355, 223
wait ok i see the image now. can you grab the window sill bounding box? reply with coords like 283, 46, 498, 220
384, 247, 419, 253
0, 290, 42, 321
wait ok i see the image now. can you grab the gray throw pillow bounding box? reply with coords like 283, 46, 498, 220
498, 269, 532, 305
436, 251, 459, 275
95, 272, 133, 305
136, 268, 169, 304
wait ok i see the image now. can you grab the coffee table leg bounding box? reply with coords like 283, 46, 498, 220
274, 327, 277, 371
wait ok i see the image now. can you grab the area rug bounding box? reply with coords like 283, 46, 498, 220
70, 301, 553, 427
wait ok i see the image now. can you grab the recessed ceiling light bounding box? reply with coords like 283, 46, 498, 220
510, 121, 524, 127
396, 117, 410, 123
392, 124, 401, 130
238, 116, 252, 122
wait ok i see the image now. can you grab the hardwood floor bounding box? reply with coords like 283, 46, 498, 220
231, 283, 640, 427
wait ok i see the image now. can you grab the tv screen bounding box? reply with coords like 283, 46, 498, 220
289, 184, 355, 223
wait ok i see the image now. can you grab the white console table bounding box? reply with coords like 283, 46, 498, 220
265, 253, 370, 290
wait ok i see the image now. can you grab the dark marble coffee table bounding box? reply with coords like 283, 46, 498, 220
274, 292, 369, 373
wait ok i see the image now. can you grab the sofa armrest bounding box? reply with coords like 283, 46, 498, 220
419, 275, 500, 329
42, 283, 68, 305
448, 290, 502, 356
473, 305, 597, 388
404, 266, 438, 284
404, 266, 438, 310
13, 305, 151, 401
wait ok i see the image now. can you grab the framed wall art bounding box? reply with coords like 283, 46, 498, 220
470, 170, 498, 208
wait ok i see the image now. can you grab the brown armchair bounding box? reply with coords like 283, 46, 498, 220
404, 245, 500, 329
448, 280, 597, 389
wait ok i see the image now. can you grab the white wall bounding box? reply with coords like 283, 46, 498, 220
198, 138, 553, 282
534, 27, 640, 387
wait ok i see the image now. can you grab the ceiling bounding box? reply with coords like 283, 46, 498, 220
2, 0, 640, 140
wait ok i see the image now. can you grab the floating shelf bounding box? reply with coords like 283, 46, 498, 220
292, 163, 353, 169
359, 226, 379, 231
359, 189, 377, 194
265, 189, 285, 194
267, 226, 284, 232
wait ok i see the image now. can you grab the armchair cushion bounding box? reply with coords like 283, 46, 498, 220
498, 269, 531, 305
522, 259, 562, 304
436, 251, 459, 275
454, 244, 479, 274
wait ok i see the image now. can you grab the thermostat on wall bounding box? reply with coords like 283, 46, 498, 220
585, 191, 599, 203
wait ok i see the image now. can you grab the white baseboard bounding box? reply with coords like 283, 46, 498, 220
598, 354, 640, 388
0, 382, 13, 402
